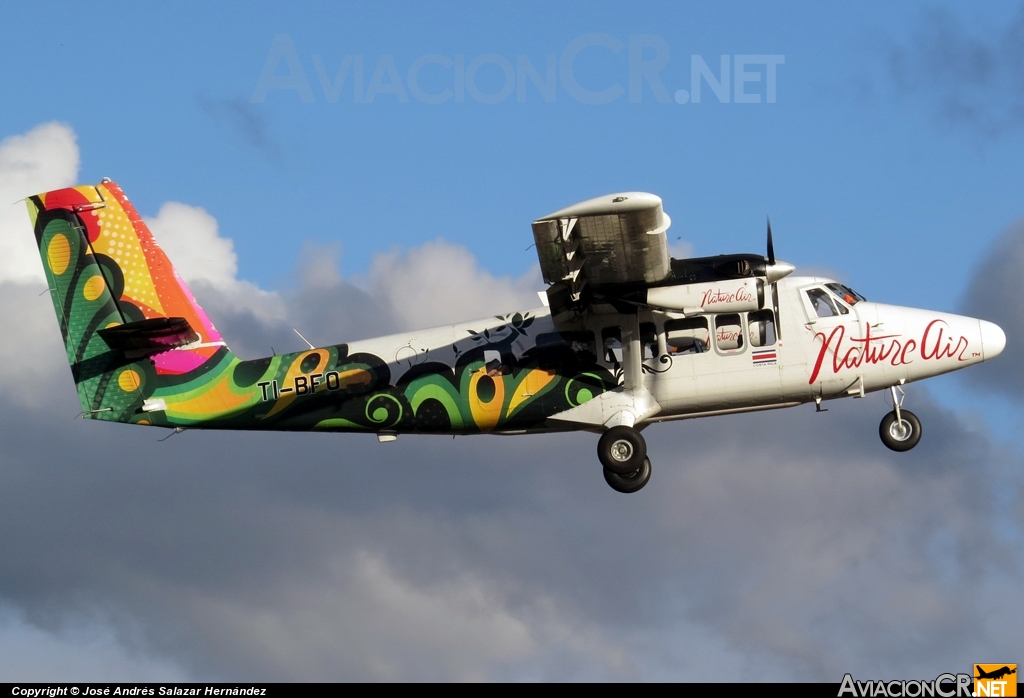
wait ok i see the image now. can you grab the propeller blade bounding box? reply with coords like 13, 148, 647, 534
766, 217, 781, 339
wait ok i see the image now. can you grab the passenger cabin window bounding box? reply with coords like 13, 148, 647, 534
748, 310, 777, 347
482, 349, 509, 376
602, 327, 622, 364
665, 317, 710, 355
715, 314, 744, 352
806, 288, 844, 318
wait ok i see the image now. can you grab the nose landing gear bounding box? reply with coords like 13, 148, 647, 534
879, 384, 922, 452
598, 425, 652, 493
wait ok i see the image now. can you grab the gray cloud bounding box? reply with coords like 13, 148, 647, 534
188, 263, 393, 361
2, 255, 1022, 679
189, 239, 539, 361
887, 6, 1024, 136
2, 121, 1022, 681
961, 216, 1024, 396
0, 122, 78, 284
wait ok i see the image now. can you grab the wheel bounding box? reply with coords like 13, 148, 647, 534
598, 425, 647, 475
603, 458, 651, 494
879, 410, 922, 452
604, 457, 652, 493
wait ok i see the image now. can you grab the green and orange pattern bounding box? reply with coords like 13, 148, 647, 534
29, 181, 613, 434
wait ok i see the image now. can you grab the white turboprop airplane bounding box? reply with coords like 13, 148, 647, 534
27, 183, 1006, 492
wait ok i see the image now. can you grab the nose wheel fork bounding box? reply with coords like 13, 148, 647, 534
879, 384, 922, 452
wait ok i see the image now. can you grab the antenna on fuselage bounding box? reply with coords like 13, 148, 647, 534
293, 328, 315, 350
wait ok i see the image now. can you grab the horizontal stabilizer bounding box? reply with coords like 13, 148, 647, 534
98, 317, 200, 352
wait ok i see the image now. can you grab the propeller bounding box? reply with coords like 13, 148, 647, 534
762, 217, 793, 283
763, 216, 793, 341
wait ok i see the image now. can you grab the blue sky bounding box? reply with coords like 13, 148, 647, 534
1, 2, 1020, 305
8, 0, 1022, 433
1, 1, 1024, 682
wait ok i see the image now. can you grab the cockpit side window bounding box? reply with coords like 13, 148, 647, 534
826, 283, 866, 306
806, 288, 840, 318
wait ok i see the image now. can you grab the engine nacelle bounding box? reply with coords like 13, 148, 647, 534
645, 277, 764, 314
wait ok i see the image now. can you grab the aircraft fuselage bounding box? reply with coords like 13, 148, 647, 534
26, 181, 1005, 492
146, 276, 1003, 437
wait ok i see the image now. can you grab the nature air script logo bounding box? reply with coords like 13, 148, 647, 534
700, 285, 754, 308
975, 665, 1017, 697
809, 320, 973, 384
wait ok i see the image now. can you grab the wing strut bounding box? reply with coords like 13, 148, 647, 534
621, 314, 644, 391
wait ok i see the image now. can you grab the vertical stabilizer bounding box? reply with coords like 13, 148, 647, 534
27, 180, 235, 423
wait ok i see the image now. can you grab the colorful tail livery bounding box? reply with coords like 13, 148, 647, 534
26, 182, 1005, 493
28, 181, 408, 431
26, 180, 606, 434
29, 180, 236, 423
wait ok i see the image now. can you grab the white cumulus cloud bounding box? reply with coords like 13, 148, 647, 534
142, 201, 287, 331
0, 122, 79, 284
144, 202, 238, 289
368, 239, 542, 331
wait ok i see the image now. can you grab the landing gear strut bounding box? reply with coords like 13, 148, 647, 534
598, 425, 651, 493
879, 385, 922, 452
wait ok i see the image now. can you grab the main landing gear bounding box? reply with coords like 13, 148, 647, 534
879, 384, 922, 452
598, 425, 652, 493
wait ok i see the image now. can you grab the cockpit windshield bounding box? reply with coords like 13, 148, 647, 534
826, 283, 866, 305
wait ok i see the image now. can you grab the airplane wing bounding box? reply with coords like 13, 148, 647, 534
533, 192, 795, 325
532, 192, 672, 314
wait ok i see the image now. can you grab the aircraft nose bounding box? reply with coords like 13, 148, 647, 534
980, 320, 1006, 360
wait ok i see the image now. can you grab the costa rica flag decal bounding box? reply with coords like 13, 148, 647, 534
752, 349, 777, 365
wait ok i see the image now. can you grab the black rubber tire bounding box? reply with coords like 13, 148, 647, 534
879, 410, 922, 452
598, 425, 647, 475
604, 457, 652, 494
